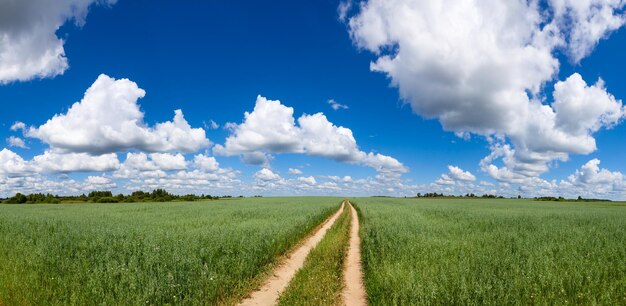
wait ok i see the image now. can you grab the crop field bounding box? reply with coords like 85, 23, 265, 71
355, 198, 626, 305
0, 197, 341, 305
2, 196, 625, 305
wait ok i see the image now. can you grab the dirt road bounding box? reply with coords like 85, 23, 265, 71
239, 202, 345, 306
342, 200, 367, 305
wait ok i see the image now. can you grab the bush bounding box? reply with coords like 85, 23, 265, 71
96, 197, 119, 203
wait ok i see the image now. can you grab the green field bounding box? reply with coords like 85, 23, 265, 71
3, 197, 626, 305
0, 197, 341, 305
355, 198, 626, 305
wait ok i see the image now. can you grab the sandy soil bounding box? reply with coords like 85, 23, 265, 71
342, 201, 367, 305
238, 201, 346, 306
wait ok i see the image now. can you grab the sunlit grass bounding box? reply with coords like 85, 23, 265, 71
0, 197, 340, 305
355, 198, 626, 305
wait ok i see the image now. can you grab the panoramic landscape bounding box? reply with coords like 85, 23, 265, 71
1, 0, 626, 305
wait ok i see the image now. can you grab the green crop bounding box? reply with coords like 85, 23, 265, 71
0, 197, 340, 305
355, 198, 626, 305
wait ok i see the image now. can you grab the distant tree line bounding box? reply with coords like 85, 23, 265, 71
415, 192, 505, 199
1, 189, 239, 204
535, 196, 611, 202
412, 193, 611, 202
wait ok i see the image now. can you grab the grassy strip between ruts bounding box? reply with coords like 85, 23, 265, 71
0, 197, 340, 305
277, 201, 351, 306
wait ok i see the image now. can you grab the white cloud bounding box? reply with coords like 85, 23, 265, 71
84, 175, 116, 190
207, 120, 220, 130
0, 174, 123, 198
6, 136, 28, 149
0, 148, 32, 177
447, 165, 477, 182
549, 0, 626, 63
26, 74, 210, 154
113, 152, 187, 179
113, 153, 240, 194
288, 168, 303, 174
149, 153, 187, 171
347, 0, 625, 182
193, 154, 220, 172
253, 168, 282, 181
216, 96, 301, 154
240, 151, 272, 167
10, 122, 26, 131
0, 0, 116, 83
297, 176, 317, 185
435, 165, 476, 187
552, 73, 624, 140
1, 148, 119, 176
215, 95, 407, 175
328, 99, 349, 110
562, 159, 625, 195
338, 1, 353, 22
32, 150, 120, 173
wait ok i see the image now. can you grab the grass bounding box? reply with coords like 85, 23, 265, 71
0, 197, 341, 305
278, 202, 351, 306
355, 198, 626, 305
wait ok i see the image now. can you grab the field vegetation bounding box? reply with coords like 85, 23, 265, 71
0, 197, 340, 305
355, 197, 626, 305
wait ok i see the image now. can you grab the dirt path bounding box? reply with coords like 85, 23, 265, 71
239, 202, 346, 306
342, 200, 367, 305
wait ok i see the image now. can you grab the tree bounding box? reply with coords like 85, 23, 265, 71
6, 193, 27, 204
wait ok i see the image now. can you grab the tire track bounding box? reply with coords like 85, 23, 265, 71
342, 200, 367, 305
239, 201, 345, 306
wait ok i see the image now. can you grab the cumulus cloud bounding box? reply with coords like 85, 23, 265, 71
0, 0, 116, 83
253, 168, 282, 181
448, 166, 477, 182
328, 99, 349, 110
347, 0, 625, 183
113, 152, 188, 179
435, 165, 476, 186
107, 152, 240, 194
550, 0, 626, 63
297, 176, 317, 185
240, 152, 272, 167
552, 73, 624, 140
338, 1, 354, 22
26, 74, 210, 154
288, 168, 303, 174
149, 153, 187, 171
193, 154, 220, 172
84, 175, 116, 190
207, 120, 220, 130
0, 173, 122, 198
32, 150, 120, 173
10, 122, 26, 131
561, 159, 625, 195
215, 95, 407, 175
1, 148, 119, 176
0, 149, 32, 177
6, 136, 28, 149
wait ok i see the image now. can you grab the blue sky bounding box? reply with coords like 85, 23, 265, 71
1, 0, 625, 198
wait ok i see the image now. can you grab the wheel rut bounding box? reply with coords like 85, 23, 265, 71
342, 200, 367, 305
238, 201, 345, 306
